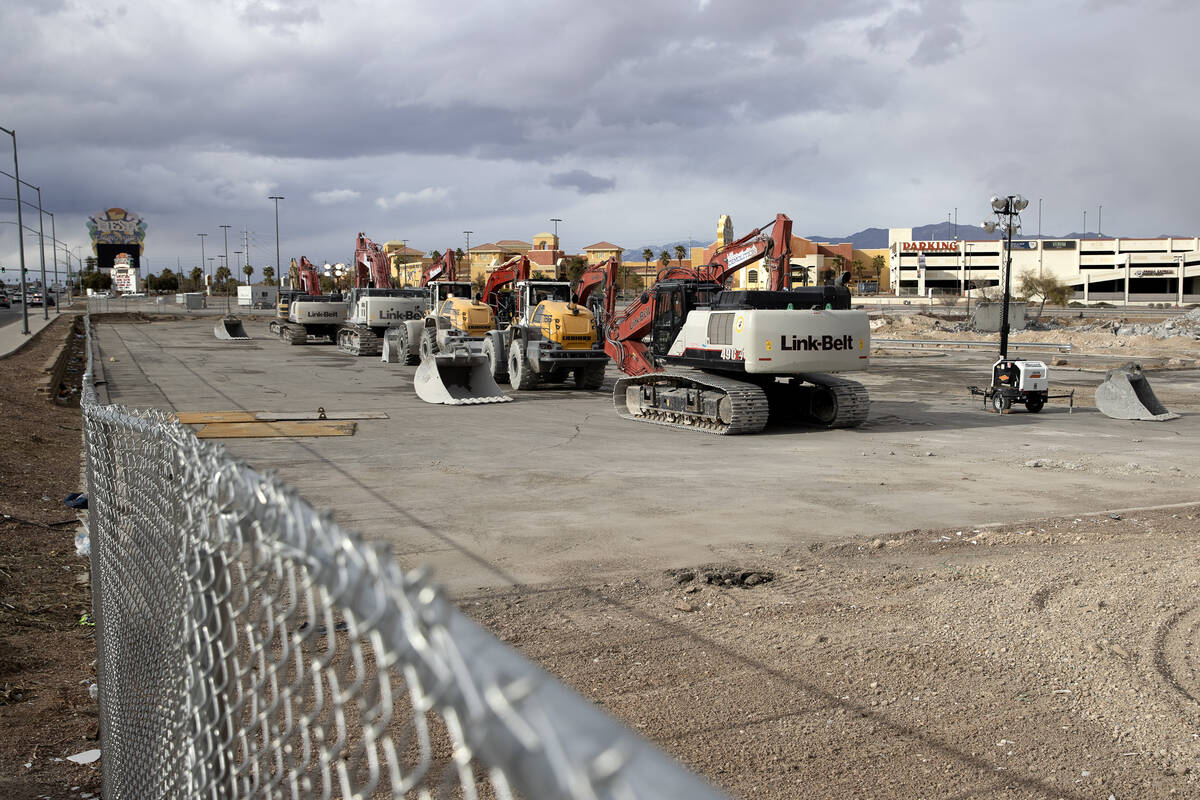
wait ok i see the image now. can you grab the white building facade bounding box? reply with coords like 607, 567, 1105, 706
889, 228, 1200, 305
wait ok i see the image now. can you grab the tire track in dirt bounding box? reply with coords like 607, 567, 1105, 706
1153, 602, 1200, 707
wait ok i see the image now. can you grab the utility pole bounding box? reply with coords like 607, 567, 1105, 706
219, 224, 231, 287
268, 196, 284, 280
0, 125, 29, 334
197, 232, 208, 294
33, 185, 47, 319
48, 211, 59, 314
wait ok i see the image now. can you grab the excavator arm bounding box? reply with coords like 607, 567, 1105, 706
354, 233, 395, 290
298, 257, 322, 295
698, 213, 793, 290
420, 249, 460, 287
573, 256, 618, 307
481, 254, 530, 312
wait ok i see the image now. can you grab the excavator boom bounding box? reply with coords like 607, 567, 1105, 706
421, 249, 461, 287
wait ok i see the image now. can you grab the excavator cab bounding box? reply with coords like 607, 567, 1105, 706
650, 281, 720, 357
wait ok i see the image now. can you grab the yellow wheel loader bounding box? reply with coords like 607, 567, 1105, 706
413, 295, 512, 405
482, 280, 608, 391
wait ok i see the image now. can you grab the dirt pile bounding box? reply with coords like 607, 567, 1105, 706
870, 311, 1200, 360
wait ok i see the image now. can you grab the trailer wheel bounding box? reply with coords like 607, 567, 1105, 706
992, 392, 1009, 413
1025, 396, 1045, 413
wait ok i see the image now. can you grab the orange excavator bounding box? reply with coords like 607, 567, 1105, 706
596, 213, 871, 434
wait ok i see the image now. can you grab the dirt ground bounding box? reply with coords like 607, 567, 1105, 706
0, 316, 102, 800
465, 505, 1200, 799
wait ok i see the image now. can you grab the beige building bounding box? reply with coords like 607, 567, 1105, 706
583, 241, 624, 265
888, 228, 1200, 304
463, 234, 570, 283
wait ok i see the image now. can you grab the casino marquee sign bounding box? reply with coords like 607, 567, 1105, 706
88, 208, 147, 249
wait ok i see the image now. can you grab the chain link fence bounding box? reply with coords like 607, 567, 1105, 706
80, 316, 727, 799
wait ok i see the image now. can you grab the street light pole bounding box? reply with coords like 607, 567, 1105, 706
268, 196, 284, 281
0, 125, 29, 334
982, 194, 1029, 360
197, 232, 208, 294
33, 185, 47, 320
1098, 204, 1102, 238
463, 230, 472, 279
220, 223, 231, 288
47, 210, 59, 314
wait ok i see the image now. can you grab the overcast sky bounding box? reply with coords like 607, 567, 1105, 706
1, 0, 1197, 281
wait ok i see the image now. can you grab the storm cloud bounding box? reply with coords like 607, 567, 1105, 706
548, 170, 616, 195
1, 0, 1197, 274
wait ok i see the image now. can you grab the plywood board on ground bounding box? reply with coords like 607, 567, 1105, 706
176, 410, 387, 424
175, 411, 257, 424
256, 411, 389, 420
194, 421, 357, 438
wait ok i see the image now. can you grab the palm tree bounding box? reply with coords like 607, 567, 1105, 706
189, 266, 203, 291
674, 244, 685, 268
242, 264, 254, 284
214, 265, 232, 293
659, 250, 671, 268
262, 266, 275, 286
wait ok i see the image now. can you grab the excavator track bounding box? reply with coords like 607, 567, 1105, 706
613, 371, 770, 435
793, 374, 870, 429
337, 324, 381, 357
278, 322, 309, 345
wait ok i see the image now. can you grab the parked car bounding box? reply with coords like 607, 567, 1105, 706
0, 291, 9, 308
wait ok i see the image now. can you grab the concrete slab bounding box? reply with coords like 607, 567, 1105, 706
94, 315, 1200, 594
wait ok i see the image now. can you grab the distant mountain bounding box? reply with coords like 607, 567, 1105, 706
805, 227, 890, 248
623, 239, 708, 259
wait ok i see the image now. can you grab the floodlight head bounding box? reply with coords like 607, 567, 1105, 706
1012, 195, 1029, 212
990, 196, 1008, 213
982, 221, 998, 233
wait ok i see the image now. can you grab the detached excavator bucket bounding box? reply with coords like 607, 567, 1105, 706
214, 316, 251, 341
414, 349, 512, 405
1095, 362, 1179, 421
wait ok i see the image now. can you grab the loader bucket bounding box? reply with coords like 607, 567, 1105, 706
214, 316, 251, 341
1095, 362, 1179, 421
414, 352, 512, 405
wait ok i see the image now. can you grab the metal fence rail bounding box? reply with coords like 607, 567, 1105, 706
874, 337, 1073, 352
80, 316, 726, 800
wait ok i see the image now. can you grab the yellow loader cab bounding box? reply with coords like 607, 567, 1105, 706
437, 296, 495, 338
531, 300, 599, 349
